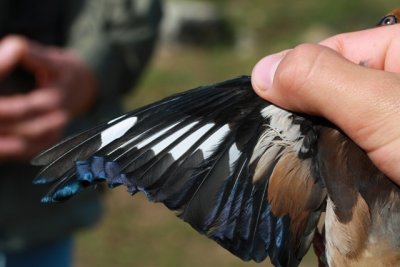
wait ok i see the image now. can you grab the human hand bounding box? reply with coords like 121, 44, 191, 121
251, 24, 400, 184
0, 35, 97, 161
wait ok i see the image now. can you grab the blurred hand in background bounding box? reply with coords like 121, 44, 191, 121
0, 1, 162, 267
0, 35, 97, 161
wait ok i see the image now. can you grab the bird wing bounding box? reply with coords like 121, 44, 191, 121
32, 76, 326, 266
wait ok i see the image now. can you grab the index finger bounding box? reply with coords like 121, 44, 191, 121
319, 25, 400, 73
0, 87, 61, 122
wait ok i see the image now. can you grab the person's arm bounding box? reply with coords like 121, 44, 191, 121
251, 24, 400, 183
66, 0, 162, 119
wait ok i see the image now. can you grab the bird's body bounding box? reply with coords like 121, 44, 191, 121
32, 75, 400, 267
316, 128, 400, 267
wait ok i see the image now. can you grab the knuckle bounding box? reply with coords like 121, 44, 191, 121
274, 43, 328, 97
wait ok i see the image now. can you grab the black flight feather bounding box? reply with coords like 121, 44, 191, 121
32, 76, 326, 267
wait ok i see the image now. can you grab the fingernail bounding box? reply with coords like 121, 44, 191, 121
252, 52, 286, 91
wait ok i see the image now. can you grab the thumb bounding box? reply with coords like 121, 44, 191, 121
0, 35, 58, 83
0, 35, 28, 77
251, 43, 400, 181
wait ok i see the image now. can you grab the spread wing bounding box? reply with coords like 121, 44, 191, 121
32, 76, 326, 266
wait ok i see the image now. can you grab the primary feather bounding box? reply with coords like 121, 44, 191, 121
34, 76, 400, 266
32, 76, 330, 266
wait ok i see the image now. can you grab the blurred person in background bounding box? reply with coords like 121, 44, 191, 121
0, 1, 162, 267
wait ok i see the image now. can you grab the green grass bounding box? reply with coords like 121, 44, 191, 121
75, 1, 400, 266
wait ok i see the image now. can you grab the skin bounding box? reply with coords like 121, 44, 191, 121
0, 35, 97, 161
251, 24, 400, 185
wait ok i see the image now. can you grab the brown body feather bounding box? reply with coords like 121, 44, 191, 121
268, 151, 326, 255
266, 123, 400, 266
319, 128, 400, 266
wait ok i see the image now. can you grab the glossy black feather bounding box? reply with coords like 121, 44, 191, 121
33, 76, 325, 266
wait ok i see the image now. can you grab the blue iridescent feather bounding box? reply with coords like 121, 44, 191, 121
32, 76, 326, 267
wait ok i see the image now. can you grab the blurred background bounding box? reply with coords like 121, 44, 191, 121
75, 0, 398, 266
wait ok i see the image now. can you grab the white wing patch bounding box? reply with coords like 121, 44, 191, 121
151, 122, 198, 155
261, 106, 301, 142
260, 106, 303, 147
197, 124, 230, 159
100, 117, 138, 149
250, 106, 305, 180
168, 123, 214, 159
228, 143, 241, 174
135, 122, 181, 149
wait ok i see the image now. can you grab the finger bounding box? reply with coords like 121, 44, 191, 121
0, 131, 62, 161
0, 35, 59, 84
0, 35, 28, 77
0, 110, 67, 161
0, 87, 62, 121
319, 25, 400, 72
0, 136, 25, 159
252, 43, 400, 180
0, 110, 69, 139
18, 39, 63, 81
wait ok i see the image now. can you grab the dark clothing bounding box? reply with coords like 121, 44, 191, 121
0, 0, 162, 252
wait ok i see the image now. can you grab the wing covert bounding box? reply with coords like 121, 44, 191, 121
33, 76, 326, 266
